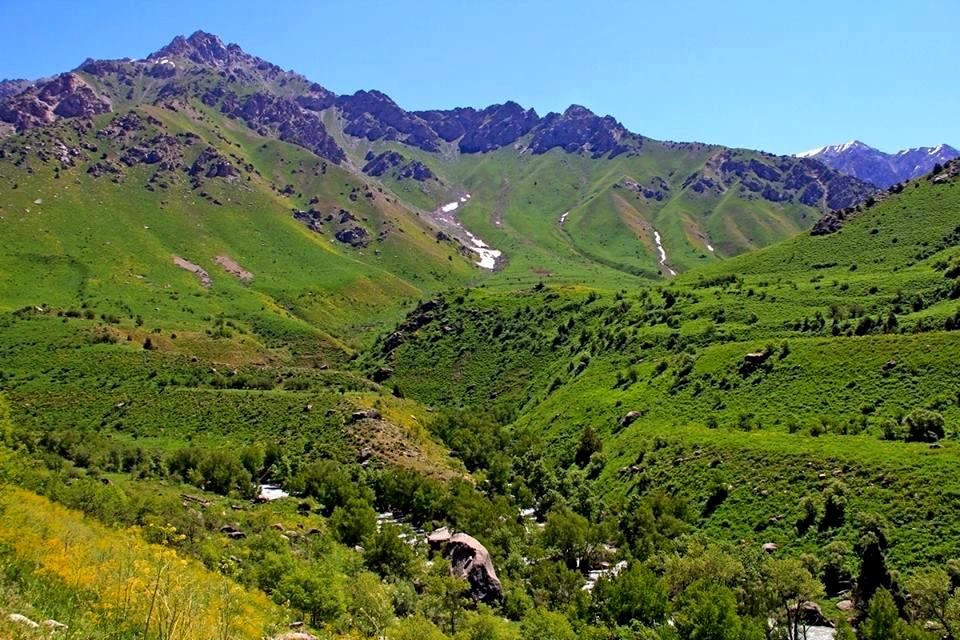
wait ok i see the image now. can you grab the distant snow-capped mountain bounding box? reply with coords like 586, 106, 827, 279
796, 140, 959, 188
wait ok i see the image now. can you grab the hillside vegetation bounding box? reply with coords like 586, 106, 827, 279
1, 30, 959, 640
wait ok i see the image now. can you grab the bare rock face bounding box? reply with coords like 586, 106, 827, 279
362, 150, 434, 181
0, 73, 110, 131
428, 527, 503, 603
222, 92, 345, 164
189, 146, 238, 178
529, 104, 632, 158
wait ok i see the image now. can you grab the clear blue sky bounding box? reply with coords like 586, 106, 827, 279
1, 0, 957, 155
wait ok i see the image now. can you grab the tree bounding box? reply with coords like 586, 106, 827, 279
422, 559, 470, 636
673, 580, 743, 640
388, 615, 450, 640
364, 523, 415, 579
856, 530, 893, 610
331, 497, 377, 546
575, 426, 603, 468
347, 571, 393, 637
906, 568, 960, 640
591, 563, 668, 627
543, 506, 590, 569
821, 481, 847, 530
762, 557, 824, 640
238, 444, 264, 477
519, 608, 577, 640
276, 565, 345, 626
459, 607, 522, 640
862, 588, 901, 640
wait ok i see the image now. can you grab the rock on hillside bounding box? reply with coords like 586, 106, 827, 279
681, 149, 875, 211
797, 140, 960, 188
428, 527, 503, 603
361, 150, 434, 181
0, 73, 110, 131
0, 79, 34, 101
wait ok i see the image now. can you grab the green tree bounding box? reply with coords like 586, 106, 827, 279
519, 608, 576, 640
388, 615, 450, 640
906, 568, 960, 640
238, 443, 264, 477
347, 571, 394, 637
543, 506, 590, 569
459, 607, 522, 640
905, 409, 946, 442
331, 497, 377, 546
575, 426, 603, 468
276, 565, 345, 626
761, 557, 824, 640
862, 588, 901, 640
591, 563, 668, 627
422, 559, 470, 635
364, 523, 415, 579
673, 580, 743, 640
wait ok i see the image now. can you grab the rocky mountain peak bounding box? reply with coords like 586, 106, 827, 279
529, 104, 631, 157
148, 31, 245, 67
798, 139, 960, 188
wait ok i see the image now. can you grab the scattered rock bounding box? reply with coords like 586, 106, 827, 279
8, 613, 39, 628
215, 255, 253, 282
762, 542, 778, 553
350, 409, 381, 422
42, 619, 68, 630
619, 410, 643, 428
172, 255, 212, 288
836, 600, 855, 612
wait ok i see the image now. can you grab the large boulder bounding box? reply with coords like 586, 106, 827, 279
428, 527, 503, 603
789, 601, 834, 628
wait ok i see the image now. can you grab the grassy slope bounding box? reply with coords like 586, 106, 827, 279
375, 171, 960, 570
0, 104, 475, 359
332, 130, 831, 287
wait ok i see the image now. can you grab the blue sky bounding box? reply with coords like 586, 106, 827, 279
1, 0, 956, 155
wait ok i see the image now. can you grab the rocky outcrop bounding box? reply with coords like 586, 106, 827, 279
189, 146, 237, 178
293, 208, 371, 248
121, 135, 182, 170
428, 527, 503, 603
0, 78, 33, 101
529, 105, 632, 158
362, 150, 434, 181
683, 150, 875, 212
0, 73, 110, 131
222, 92, 345, 164
619, 176, 670, 201
336, 90, 441, 152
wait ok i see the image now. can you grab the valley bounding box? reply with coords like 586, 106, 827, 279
0, 28, 958, 640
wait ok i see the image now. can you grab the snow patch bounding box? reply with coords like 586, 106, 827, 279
437, 195, 501, 270
653, 230, 676, 276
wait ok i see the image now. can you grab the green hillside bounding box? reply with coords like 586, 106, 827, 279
2, 30, 959, 640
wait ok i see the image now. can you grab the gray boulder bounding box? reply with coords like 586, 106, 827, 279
428, 527, 503, 603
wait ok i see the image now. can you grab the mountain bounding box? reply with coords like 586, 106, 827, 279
0, 31, 875, 288
4, 30, 960, 640
797, 139, 959, 188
